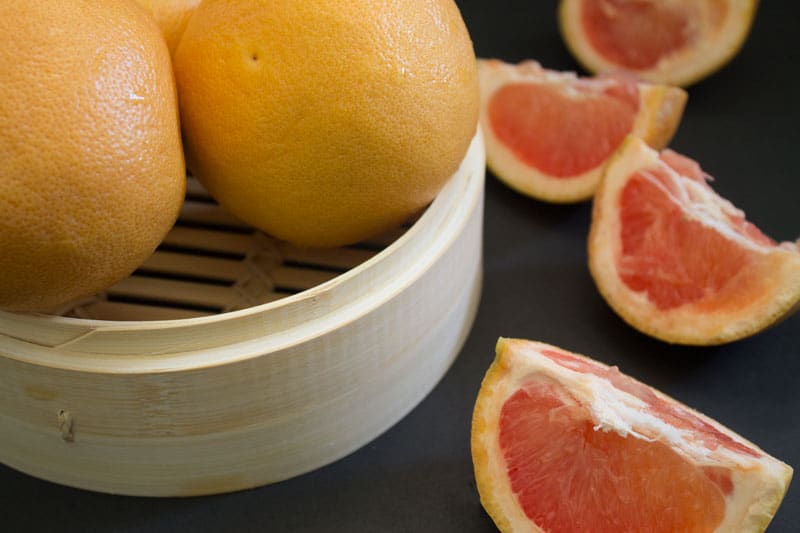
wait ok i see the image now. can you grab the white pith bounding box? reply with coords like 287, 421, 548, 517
633, 163, 791, 254
559, 0, 760, 87
588, 136, 800, 345
477, 59, 685, 202
473, 339, 793, 532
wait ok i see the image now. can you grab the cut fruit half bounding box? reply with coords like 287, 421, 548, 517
478, 59, 686, 203
589, 136, 800, 345
472, 338, 793, 533
558, 0, 760, 87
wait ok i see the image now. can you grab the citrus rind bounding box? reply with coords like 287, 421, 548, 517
588, 136, 800, 345
472, 338, 793, 532
478, 59, 686, 203
558, 0, 761, 87
134, 0, 201, 55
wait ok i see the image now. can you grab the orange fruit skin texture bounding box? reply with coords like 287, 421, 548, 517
173, 0, 480, 248
0, 0, 186, 312
134, 0, 201, 55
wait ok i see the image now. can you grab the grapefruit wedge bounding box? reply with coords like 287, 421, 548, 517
589, 136, 800, 345
478, 59, 686, 203
558, 0, 760, 87
472, 338, 793, 532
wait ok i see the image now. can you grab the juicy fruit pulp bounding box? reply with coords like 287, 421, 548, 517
618, 152, 774, 311
501, 379, 726, 532
579, 0, 721, 70
478, 59, 686, 203
559, 0, 761, 87
589, 136, 800, 345
472, 339, 793, 532
174, 0, 479, 247
487, 74, 638, 178
0, 0, 185, 312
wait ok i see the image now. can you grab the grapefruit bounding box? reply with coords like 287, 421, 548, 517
173, 0, 479, 248
0, 0, 186, 312
134, 0, 201, 55
472, 338, 793, 532
478, 59, 686, 203
558, 0, 760, 87
588, 136, 800, 345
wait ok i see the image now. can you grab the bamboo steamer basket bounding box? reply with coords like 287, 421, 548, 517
0, 132, 485, 497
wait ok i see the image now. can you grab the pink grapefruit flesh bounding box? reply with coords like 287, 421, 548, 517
579, 0, 727, 70
472, 338, 794, 532
559, 0, 760, 87
478, 59, 686, 203
619, 155, 774, 311
500, 379, 727, 532
486, 76, 639, 178
589, 136, 800, 345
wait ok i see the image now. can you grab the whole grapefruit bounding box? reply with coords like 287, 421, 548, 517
0, 0, 186, 312
173, 0, 479, 247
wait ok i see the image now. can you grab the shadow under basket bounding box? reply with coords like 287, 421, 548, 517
0, 133, 486, 497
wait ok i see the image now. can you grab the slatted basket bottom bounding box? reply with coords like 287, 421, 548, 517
56, 175, 412, 321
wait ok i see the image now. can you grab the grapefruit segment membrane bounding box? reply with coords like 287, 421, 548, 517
558, 0, 760, 87
471, 338, 793, 533
478, 59, 686, 203
589, 136, 800, 345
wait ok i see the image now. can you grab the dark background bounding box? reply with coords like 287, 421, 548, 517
3, 1, 798, 531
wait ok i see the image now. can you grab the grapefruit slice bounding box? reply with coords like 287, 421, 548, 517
472, 338, 793, 532
589, 136, 800, 345
558, 0, 760, 87
478, 59, 686, 203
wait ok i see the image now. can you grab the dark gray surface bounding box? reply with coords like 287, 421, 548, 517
3, 1, 798, 531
